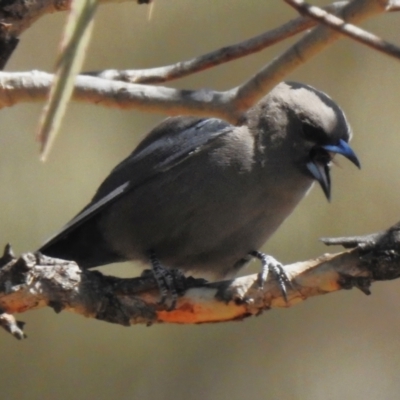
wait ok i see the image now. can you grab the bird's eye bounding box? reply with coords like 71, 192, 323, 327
302, 122, 326, 142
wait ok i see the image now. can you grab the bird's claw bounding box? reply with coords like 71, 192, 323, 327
149, 250, 186, 310
250, 251, 292, 302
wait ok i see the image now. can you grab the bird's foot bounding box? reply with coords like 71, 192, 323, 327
249, 251, 292, 302
148, 250, 186, 310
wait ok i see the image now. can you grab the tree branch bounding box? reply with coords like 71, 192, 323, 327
0, 71, 238, 120
1, 221, 400, 339
84, 2, 349, 84
0, 0, 145, 69
0, 0, 396, 82
233, 0, 387, 110
284, 0, 400, 61
0, 0, 391, 121
0, 0, 139, 39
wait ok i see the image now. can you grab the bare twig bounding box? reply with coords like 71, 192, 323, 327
284, 0, 400, 61
37, 0, 98, 161
0, 0, 141, 68
1, 221, 400, 338
233, 0, 387, 110
0, 0, 393, 122
0, 0, 139, 39
84, 2, 349, 84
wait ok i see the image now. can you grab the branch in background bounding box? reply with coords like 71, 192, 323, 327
0, 0, 143, 39
284, 0, 400, 61
0, 0, 137, 69
84, 2, 349, 84
1, 222, 400, 339
0, 71, 238, 121
0, 0, 149, 69
233, 0, 387, 110
1, 0, 352, 158
0, 0, 397, 83
37, 0, 99, 161
0, 1, 347, 77
0, 0, 390, 124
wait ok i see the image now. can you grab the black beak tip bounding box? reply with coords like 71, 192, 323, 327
325, 191, 331, 202
322, 184, 331, 202
348, 152, 361, 169
306, 161, 331, 202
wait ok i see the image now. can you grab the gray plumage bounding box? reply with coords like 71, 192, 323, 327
39, 81, 359, 280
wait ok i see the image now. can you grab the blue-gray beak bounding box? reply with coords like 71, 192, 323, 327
322, 139, 361, 169
306, 139, 360, 201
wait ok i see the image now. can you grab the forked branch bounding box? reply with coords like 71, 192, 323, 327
0, 0, 394, 122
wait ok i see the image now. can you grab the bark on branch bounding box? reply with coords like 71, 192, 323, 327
1, 222, 400, 339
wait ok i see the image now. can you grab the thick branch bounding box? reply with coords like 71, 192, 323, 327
0, 71, 237, 120
1, 222, 400, 338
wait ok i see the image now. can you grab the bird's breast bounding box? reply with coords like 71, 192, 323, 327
98, 138, 314, 278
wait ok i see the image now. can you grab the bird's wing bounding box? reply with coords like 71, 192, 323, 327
40, 116, 233, 249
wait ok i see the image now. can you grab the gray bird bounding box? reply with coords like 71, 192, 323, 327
39, 81, 360, 303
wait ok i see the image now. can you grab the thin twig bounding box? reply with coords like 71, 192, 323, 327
232, 0, 387, 111
0, 0, 391, 122
284, 0, 400, 61
0, 0, 134, 38
84, 2, 349, 84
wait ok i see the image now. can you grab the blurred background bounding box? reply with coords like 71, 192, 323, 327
1, 0, 400, 399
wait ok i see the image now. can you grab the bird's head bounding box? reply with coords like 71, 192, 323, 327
247, 81, 360, 201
